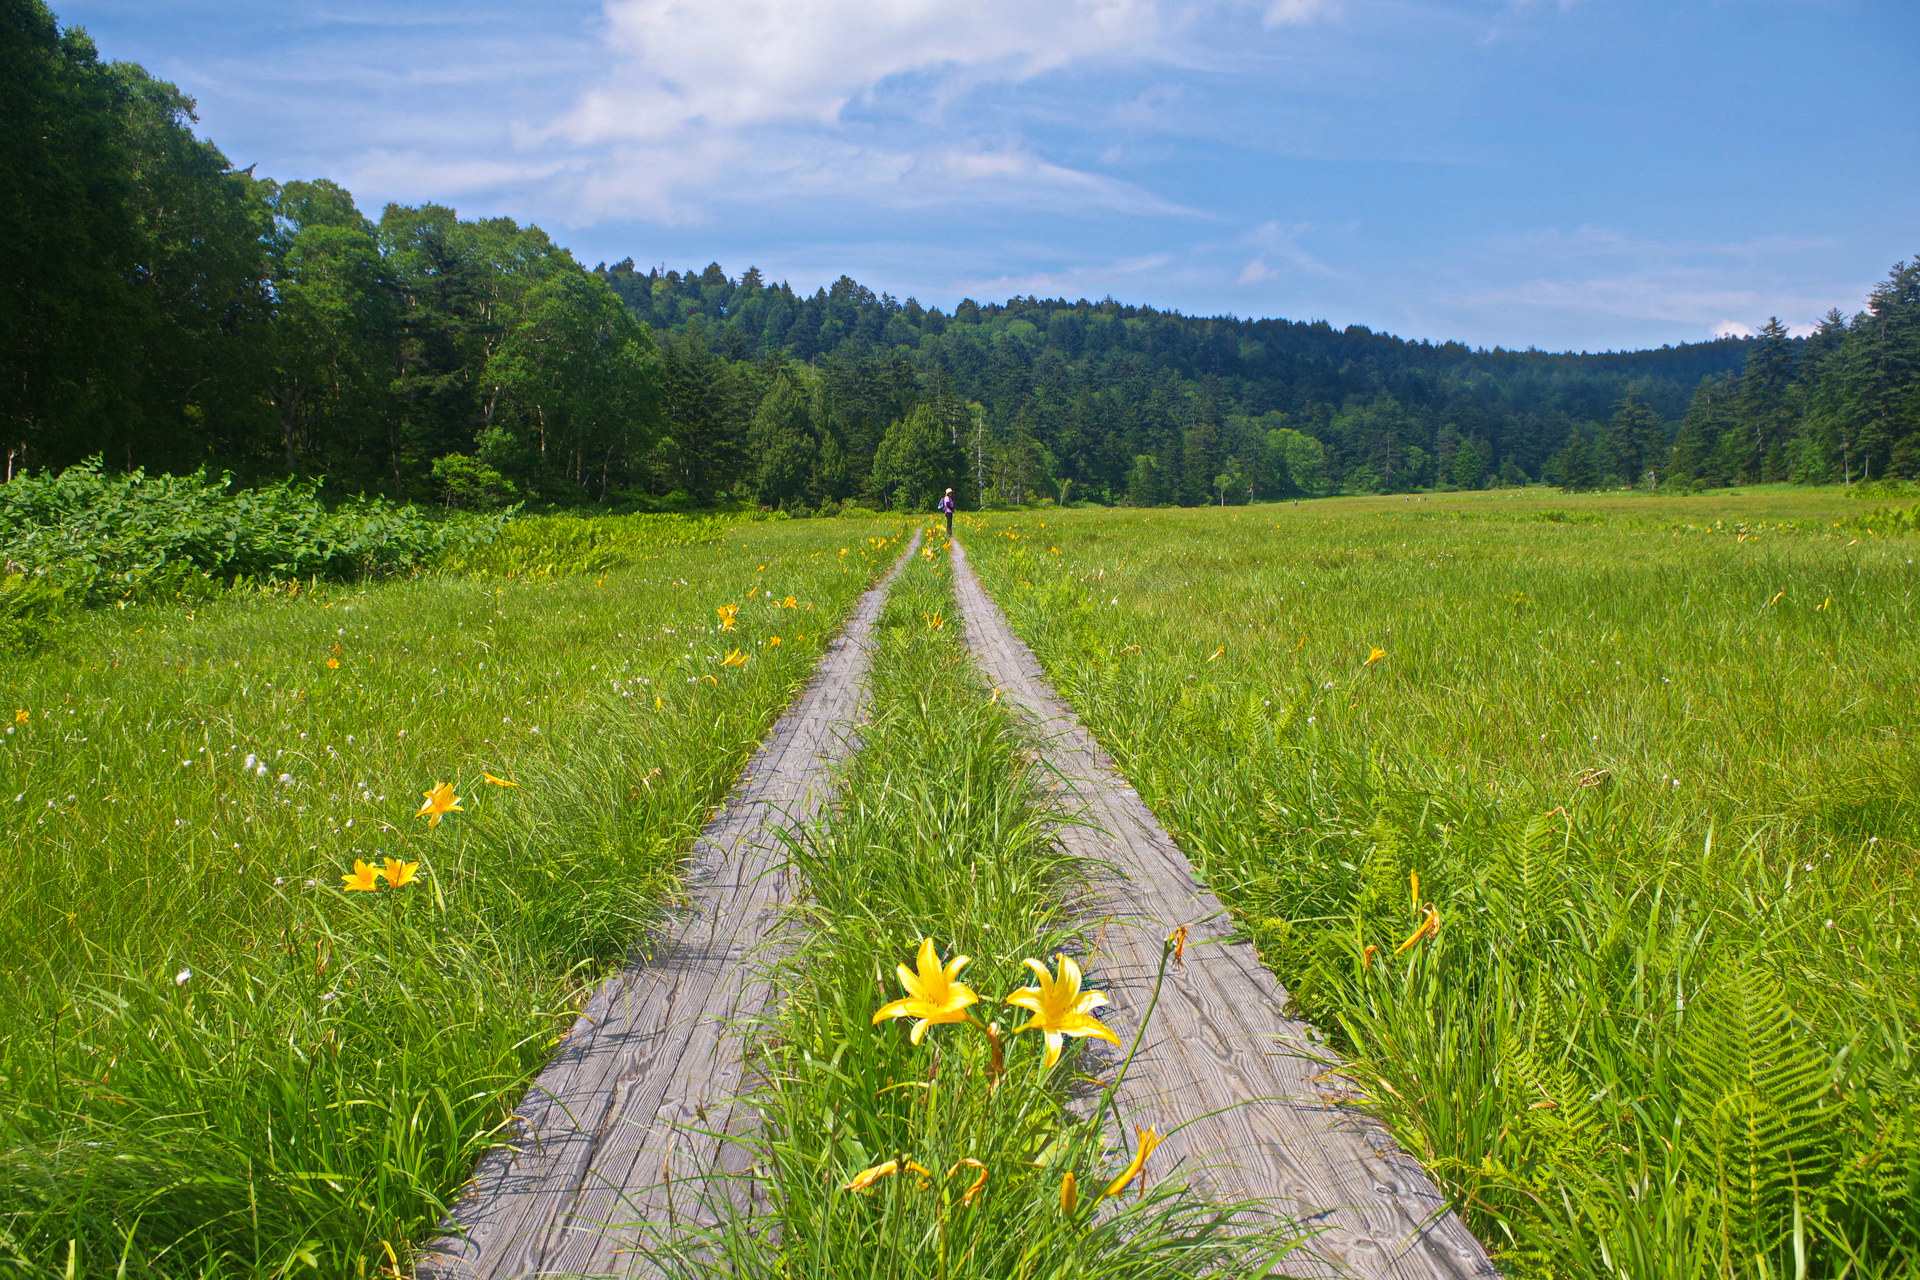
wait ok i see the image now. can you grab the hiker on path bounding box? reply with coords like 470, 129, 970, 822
939, 488, 955, 537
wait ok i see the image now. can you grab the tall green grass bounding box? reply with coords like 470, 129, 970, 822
964, 491, 1920, 1279
646, 531, 1305, 1280
0, 518, 905, 1278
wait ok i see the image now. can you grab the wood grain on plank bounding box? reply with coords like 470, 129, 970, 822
417, 532, 921, 1280
947, 538, 1497, 1280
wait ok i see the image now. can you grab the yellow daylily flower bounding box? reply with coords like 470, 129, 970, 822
1099, 1125, 1164, 1202
1005, 954, 1121, 1069
721, 648, 749, 667
326, 658, 340, 669
949, 1158, 989, 1207
416, 782, 463, 827
1207, 645, 1225, 662
872, 938, 979, 1043
717, 604, 738, 631
483, 772, 519, 787
844, 1157, 933, 1192
381, 858, 421, 889
12, 710, 27, 723
1365, 646, 1386, 666
1059, 1170, 1079, 1216
1394, 904, 1440, 955
924, 612, 945, 630
341, 859, 381, 892
767, 635, 782, 647
782, 595, 796, 608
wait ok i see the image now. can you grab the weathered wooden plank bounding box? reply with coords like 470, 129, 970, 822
948, 539, 1498, 1280
416, 533, 921, 1280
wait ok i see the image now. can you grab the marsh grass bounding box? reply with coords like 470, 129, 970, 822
0, 517, 905, 1278
966, 490, 1920, 1279
645, 532, 1304, 1280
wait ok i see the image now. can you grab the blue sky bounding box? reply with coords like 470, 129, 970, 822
56, 0, 1919, 352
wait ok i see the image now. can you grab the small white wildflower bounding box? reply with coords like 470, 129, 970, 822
255, 764, 269, 777
174, 968, 192, 986
279, 773, 293, 785
346, 735, 354, 744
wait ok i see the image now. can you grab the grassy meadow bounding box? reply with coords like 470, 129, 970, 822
0, 515, 906, 1278
651, 531, 1304, 1279
962, 489, 1920, 1278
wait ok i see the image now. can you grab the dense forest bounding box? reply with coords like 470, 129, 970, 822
4, 0, 1916, 510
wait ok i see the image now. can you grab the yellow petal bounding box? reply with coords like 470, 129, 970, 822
1099, 1126, 1164, 1202
844, 1159, 900, 1192
949, 1158, 989, 1207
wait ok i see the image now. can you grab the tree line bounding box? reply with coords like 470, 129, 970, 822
4, 0, 1914, 510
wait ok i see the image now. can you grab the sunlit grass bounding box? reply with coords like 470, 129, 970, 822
644, 533, 1305, 1280
965, 491, 1920, 1279
0, 517, 904, 1278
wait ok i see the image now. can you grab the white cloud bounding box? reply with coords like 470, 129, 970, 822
513, 0, 1243, 222
548, 0, 1171, 145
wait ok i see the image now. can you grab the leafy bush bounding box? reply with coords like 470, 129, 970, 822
1841, 503, 1920, 536
0, 461, 505, 606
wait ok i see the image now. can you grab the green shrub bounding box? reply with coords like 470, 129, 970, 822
0, 462, 505, 607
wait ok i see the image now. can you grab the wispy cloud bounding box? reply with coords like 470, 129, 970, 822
517, 0, 1229, 221
1447, 226, 1864, 343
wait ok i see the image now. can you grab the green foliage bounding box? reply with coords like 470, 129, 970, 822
651, 539, 1304, 1278
6, 0, 1915, 508
436, 510, 739, 578
0, 462, 502, 607
968, 492, 1920, 1278
430, 453, 519, 510
0, 519, 903, 1277
1839, 503, 1920, 536
871, 404, 965, 512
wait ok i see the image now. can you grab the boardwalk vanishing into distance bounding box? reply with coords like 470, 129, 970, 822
417, 531, 921, 1280
419, 526, 1492, 1280
947, 537, 1497, 1280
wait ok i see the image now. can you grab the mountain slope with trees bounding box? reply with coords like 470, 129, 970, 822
3, 0, 1915, 510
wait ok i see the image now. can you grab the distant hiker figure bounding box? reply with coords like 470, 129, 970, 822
940, 488, 955, 537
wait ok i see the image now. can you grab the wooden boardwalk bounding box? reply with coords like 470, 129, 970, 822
417, 533, 921, 1280
947, 539, 1497, 1280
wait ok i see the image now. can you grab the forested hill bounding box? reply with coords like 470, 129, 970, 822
5, 0, 1916, 510
596, 259, 1756, 502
